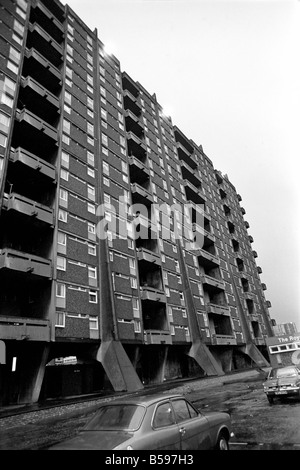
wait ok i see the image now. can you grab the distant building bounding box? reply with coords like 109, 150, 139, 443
273, 322, 298, 336
0, 0, 274, 405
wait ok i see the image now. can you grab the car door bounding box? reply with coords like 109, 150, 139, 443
151, 400, 181, 450
171, 398, 212, 450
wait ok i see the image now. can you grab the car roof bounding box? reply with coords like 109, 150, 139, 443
98, 393, 185, 407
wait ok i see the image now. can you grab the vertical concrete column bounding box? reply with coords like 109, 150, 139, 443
17, 344, 50, 404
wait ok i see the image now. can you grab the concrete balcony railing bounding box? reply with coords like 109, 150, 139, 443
130, 183, 153, 205
24, 48, 62, 81
20, 76, 60, 110
195, 248, 220, 267
9, 147, 56, 182
211, 334, 237, 346
0, 316, 50, 342
0, 249, 52, 278
144, 330, 172, 345
200, 274, 225, 291
136, 247, 161, 265
140, 287, 166, 303
15, 108, 58, 142
192, 223, 215, 243
253, 337, 266, 346
206, 303, 230, 316
3, 193, 54, 226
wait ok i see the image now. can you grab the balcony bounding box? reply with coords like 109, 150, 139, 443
252, 250, 258, 258
237, 194, 242, 202
122, 72, 140, 98
176, 142, 198, 170
123, 90, 142, 117
9, 147, 56, 182
200, 274, 225, 292
215, 170, 223, 185
249, 313, 260, 322
31, 0, 64, 43
23, 48, 62, 95
27, 23, 63, 68
0, 249, 52, 279
261, 283, 267, 291
140, 287, 166, 303
131, 183, 153, 206
0, 316, 50, 342
249, 235, 254, 243
257, 266, 262, 274
180, 160, 202, 188
2, 193, 54, 226
266, 300, 272, 308
127, 131, 146, 160
144, 330, 172, 345
174, 126, 194, 155
245, 221, 250, 229
183, 180, 206, 205
211, 334, 237, 346
128, 156, 149, 183
15, 108, 58, 142
241, 207, 246, 215
196, 248, 220, 269
19, 76, 60, 125
206, 303, 230, 316
125, 110, 144, 138
137, 248, 161, 266
192, 223, 215, 244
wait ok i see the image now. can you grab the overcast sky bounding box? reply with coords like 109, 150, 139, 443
64, 0, 300, 330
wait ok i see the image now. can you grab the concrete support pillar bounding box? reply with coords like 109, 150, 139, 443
18, 344, 50, 404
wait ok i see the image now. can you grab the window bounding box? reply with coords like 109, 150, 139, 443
87, 151, 94, 167
130, 277, 137, 289
88, 244, 96, 256
7, 61, 18, 74
134, 321, 141, 333
102, 134, 108, 147
55, 312, 65, 328
0, 113, 10, 134
60, 169, 69, 181
89, 317, 99, 329
57, 257, 66, 271
88, 222, 96, 234
57, 232, 66, 246
103, 177, 110, 187
87, 167, 95, 178
88, 266, 97, 279
87, 202, 96, 214
59, 188, 68, 202
172, 399, 198, 422
63, 120, 70, 135
87, 184, 95, 201
56, 283, 66, 298
13, 19, 24, 37
58, 209, 67, 222
9, 46, 21, 65
129, 258, 136, 274
89, 290, 98, 303
153, 403, 175, 428
87, 122, 94, 136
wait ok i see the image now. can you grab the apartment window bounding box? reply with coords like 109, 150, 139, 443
55, 312, 65, 328
13, 19, 24, 37
87, 35, 93, 45
56, 283, 66, 298
101, 108, 107, 120
87, 184, 95, 201
0, 113, 10, 134
87, 202, 96, 214
134, 321, 141, 333
60, 169, 69, 181
87, 53, 93, 64
87, 136, 94, 146
57, 232, 66, 246
87, 109, 94, 118
87, 151, 94, 167
89, 317, 99, 330
88, 266, 97, 279
87, 167, 95, 178
88, 244, 96, 256
17, 0, 28, 11
64, 104, 71, 114
7, 62, 18, 74
87, 74, 93, 86
67, 44, 73, 57
59, 188, 68, 202
165, 287, 170, 297
100, 86, 106, 97
89, 290, 98, 303
87, 96, 94, 109
57, 256, 66, 271
102, 134, 108, 147
103, 161, 109, 175
66, 66, 72, 79
119, 135, 126, 148
130, 277, 137, 289
61, 152, 69, 169
88, 222, 96, 234
103, 177, 110, 187
87, 122, 94, 136
9, 46, 21, 66
129, 258, 136, 275
170, 325, 175, 336
58, 209, 67, 222
63, 120, 70, 135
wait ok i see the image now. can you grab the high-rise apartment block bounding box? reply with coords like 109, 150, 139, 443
0, 0, 274, 405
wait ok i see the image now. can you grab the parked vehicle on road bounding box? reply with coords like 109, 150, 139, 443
263, 365, 300, 404
49, 393, 234, 450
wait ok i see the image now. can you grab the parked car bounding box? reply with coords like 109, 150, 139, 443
263, 365, 300, 404
49, 393, 234, 450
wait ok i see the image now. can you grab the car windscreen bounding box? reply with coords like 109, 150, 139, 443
271, 367, 298, 378
84, 404, 145, 431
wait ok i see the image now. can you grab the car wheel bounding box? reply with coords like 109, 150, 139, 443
267, 396, 274, 405
215, 433, 229, 450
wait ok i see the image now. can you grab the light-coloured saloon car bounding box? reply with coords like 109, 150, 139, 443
49, 393, 234, 450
